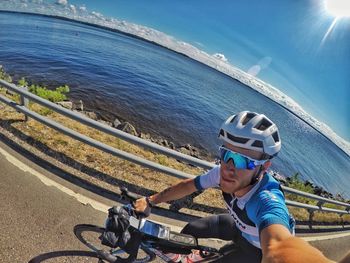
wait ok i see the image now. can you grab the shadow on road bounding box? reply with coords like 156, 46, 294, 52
28, 250, 100, 262
0, 118, 225, 222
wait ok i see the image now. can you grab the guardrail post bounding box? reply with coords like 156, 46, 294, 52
339, 214, 345, 228
316, 200, 325, 208
20, 86, 29, 122
308, 209, 314, 230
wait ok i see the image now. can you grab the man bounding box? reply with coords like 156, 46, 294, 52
135, 111, 333, 263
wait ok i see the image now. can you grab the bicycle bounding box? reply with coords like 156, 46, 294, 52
74, 187, 236, 262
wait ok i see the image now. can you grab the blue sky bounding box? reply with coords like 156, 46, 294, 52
63, 0, 349, 141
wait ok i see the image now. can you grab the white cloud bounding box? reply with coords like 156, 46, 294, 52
69, 4, 76, 13
56, 0, 67, 6
91, 11, 103, 18
212, 53, 228, 62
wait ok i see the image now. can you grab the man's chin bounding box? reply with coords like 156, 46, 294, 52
220, 179, 238, 193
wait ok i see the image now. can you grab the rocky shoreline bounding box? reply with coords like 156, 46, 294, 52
57, 99, 211, 161
57, 100, 350, 204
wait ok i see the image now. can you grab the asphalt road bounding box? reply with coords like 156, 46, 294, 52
0, 144, 109, 262
0, 139, 349, 262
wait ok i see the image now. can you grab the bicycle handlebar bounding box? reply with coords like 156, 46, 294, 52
119, 187, 151, 219
120, 187, 142, 203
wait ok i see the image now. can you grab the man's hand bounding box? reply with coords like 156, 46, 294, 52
263, 236, 334, 263
261, 224, 334, 263
133, 197, 151, 217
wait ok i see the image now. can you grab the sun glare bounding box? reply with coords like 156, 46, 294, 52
324, 0, 350, 18
320, 0, 350, 46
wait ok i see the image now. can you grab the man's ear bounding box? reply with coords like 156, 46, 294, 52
263, 161, 271, 170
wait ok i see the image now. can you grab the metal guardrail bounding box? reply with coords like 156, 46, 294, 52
0, 79, 350, 219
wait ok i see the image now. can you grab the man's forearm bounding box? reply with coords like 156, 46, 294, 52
148, 178, 196, 205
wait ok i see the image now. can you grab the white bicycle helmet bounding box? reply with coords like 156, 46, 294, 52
218, 111, 281, 158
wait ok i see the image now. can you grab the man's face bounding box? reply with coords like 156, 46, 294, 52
219, 143, 264, 196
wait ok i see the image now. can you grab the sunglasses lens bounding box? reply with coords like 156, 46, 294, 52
221, 148, 249, 169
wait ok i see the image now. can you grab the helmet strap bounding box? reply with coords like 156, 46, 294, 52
249, 165, 264, 185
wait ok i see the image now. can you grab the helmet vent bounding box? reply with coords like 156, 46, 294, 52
229, 115, 237, 123
219, 129, 225, 137
252, 140, 263, 148
272, 131, 280, 142
242, 113, 257, 125
227, 132, 250, 143
254, 118, 273, 131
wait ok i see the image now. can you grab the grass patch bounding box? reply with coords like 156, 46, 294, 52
285, 173, 350, 223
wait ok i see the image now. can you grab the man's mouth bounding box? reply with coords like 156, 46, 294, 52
221, 176, 236, 183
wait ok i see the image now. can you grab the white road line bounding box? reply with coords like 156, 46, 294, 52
0, 146, 110, 212
302, 231, 350, 242
0, 146, 183, 232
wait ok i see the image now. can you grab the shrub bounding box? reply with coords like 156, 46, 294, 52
0, 66, 12, 83
29, 84, 69, 103
18, 77, 28, 87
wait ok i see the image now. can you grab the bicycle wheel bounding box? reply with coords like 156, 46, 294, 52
74, 224, 156, 263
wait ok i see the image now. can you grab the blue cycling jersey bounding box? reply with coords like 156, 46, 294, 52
194, 165, 295, 248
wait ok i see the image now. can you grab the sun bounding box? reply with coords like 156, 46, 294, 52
324, 0, 350, 18
320, 0, 350, 46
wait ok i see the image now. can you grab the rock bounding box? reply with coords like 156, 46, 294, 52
184, 144, 192, 150
140, 133, 151, 140
168, 142, 176, 150
179, 147, 191, 156
304, 180, 314, 188
56, 101, 73, 110
178, 144, 200, 158
83, 111, 98, 120
153, 137, 170, 147
161, 139, 169, 147
272, 171, 287, 184
73, 100, 84, 111
113, 118, 122, 128
117, 122, 138, 136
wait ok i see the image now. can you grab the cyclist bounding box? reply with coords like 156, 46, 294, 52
135, 111, 333, 263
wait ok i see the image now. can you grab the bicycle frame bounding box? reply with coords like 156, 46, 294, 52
74, 187, 233, 262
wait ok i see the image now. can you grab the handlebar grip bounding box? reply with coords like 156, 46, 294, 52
120, 187, 142, 203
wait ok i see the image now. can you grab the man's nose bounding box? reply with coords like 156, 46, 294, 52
225, 160, 236, 173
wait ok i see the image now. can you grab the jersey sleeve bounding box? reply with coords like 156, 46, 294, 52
194, 165, 220, 191
252, 188, 293, 233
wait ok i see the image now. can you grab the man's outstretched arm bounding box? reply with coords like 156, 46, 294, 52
260, 224, 334, 263
134, 178, 197, 213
